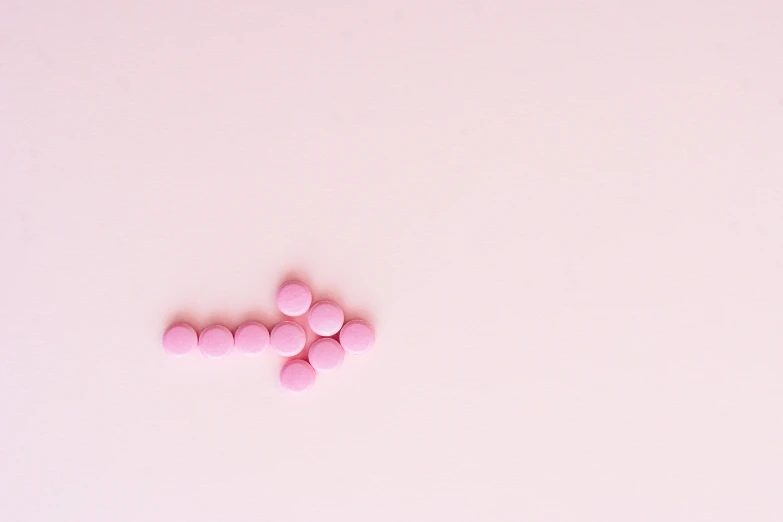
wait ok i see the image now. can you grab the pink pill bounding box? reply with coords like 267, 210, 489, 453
270, 321, 307, 356
199, 325, 234, 358
307, 300, 345, 336
276, 280, 312, 317
339, 320, 375, 354
162, 322, 198, 356
308, 338, 345, 372
280, 359, 316, 392
234, 321, 269, 355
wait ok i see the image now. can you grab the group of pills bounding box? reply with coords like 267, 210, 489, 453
161, 280, 375, 392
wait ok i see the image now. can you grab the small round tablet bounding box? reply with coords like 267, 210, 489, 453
307, 300, 345, 336
339, 320, 375, 354
276, 281, 312, 317
270, 321, 307, 356
199, 325, 234, 358
308, 338, 345, 372
234, 321, 269, 355
162, 323, 198, 356
280, 359, 316, 392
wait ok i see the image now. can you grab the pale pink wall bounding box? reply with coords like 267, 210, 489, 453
1, 1, 782, 521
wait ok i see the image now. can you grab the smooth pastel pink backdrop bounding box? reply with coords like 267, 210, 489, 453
1, 2, 782, 521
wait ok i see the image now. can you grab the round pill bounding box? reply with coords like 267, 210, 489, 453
339, 320, 375, 354
307, 300, 345, 336
270, 321, 307, 356
162, 323, 198, 356
234, 321, 269, 355
199, 325, 234, 358
280, 359, 316, 392
308, 338, 345, 372
276, 280, 312, 317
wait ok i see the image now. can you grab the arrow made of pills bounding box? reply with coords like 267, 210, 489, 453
162, 280, 375, 392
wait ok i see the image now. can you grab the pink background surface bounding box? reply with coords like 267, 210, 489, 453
2, 2, 782, 521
